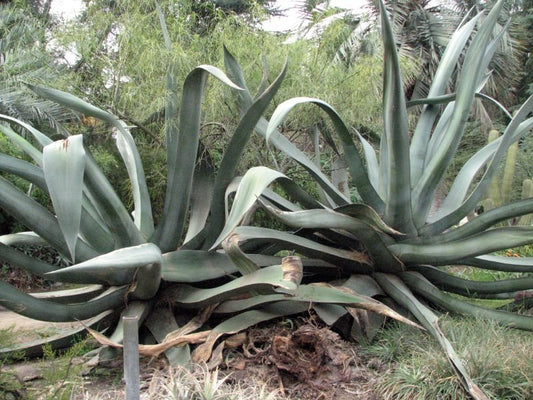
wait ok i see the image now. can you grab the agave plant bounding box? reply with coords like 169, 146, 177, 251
210, 0, 533, 398
0, 4, 416, 372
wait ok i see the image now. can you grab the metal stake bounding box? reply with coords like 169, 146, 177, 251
123, 316, 140, 400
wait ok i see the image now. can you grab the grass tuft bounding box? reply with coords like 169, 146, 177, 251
364, 315, 533, 400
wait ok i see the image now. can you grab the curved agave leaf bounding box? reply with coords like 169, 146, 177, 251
0, 153, 46, 187
0, 310, 113, 360
423, 96, 533, 235
230, 226, 370, 273
390, 226, 533, 266
0, 231, 46, 246
266, 97, 384, 213
459, 255, 533, 273
210, 166, 285, 250
375, 273, 489, 400
183, 161, 215, 244
203, 61, 288, 248
410, 13, 483, 184
411, 265, 533, 298
43, 135, 85, 261
154, 65, 242, 252
410, 197, 533, 245
378, 0, 415, 234
223, 235, 260, 275
0, 176, 98, 262
356, 132, 380, 192
0, 242, 59, 277
402, 271, 533, 331
0, 282, 127, 322
334, 203, 402, 236
223, 47, 349, 207
0, 123, 43, 165
428, 115, 533, 227
168, 264, 300, 308
46, 243, 161, 291
161, 250, 282, 282
264, 205, 403, 273
0, 113, 53, 148
412, 0, 505, 230
114, 120, 154, 238
29, 285, 105, 304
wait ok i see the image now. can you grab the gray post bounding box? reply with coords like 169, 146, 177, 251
123, 316, 140, 400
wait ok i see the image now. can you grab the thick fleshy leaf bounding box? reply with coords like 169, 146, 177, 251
0, 282, 127, 322
0, 113, 53, 148
162, 250, 284, 282
410, 13, 482, 184
114, 120, 154, 238
412, 0, 505, 229
210, 166, 285, 250
390, 227, 533, 265
43, 135, 86, 261
459, 255, 533, 273
264, 205, 402, 273
0, 176, 98, 262
167, 264, 300, 308
403, 271, 533, 331
231, 226, 370, 273
0, 242, 59, 277
223, 48, 349, 207
203, 61, 288, 248
378, 0, 415, 234
154, 65, 241, 252
46, 243, 162, 288
423, 97, 533, 235
0, 123, 43, 165
374, 273, 489, 400
0, 231, 46, 247
0, 310, 113, 360
29, 285, 105, 304
410, 265, 533, 298
266, 97, 383, 212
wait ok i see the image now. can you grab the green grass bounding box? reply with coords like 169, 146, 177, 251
363, 315, 533, 400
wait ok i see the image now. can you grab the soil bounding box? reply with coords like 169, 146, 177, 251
0, 309, 384, 399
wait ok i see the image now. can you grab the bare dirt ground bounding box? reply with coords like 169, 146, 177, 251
0, 308, 383, 400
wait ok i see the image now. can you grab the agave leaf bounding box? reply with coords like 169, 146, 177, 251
223, 48, 350, 206
334, 203, 402, 236
264, 205, 402, 273
423, 96, 533, 235
0, 154, 113, 252
0, 123, 43, 165
0, 242, 59, 277
412, 0, 505, 228
210, 166, 285, 250
183, 161, 215, 244
0, 310, 113, 360
410, 13, 482, 183
266, 97, 383, 212
459, 255, 533, 273
411, 198, 533, 245
154, 65, 241, 252
161, 250, 282, 282
29, 285, 105, 304
223, 235, 260, 275
374, 273, 489, 400
43, 135, 85, 261
203, 61, 288, 248
0, 113, 53, 148
0, 176, 98, 262
391, 226, 533, 265
46, 243, 162, 288
114, 120, 154, 238
378, 0, 415, 234
402, 271, 533, 331
410, 265, 533, 298
356, 132, 380, 192
0, 282, 128, 322
145, 307, 191, 366
168, 264, 300, 308
231, 226, 370, 273
0, 231, 45, 246
429, 115, 533, 227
